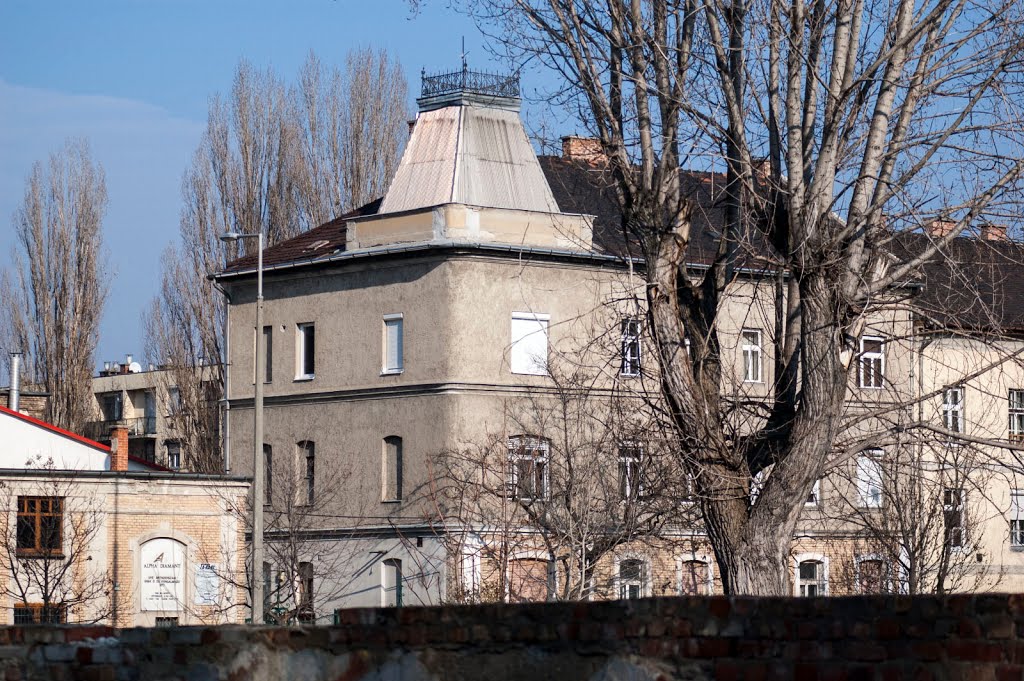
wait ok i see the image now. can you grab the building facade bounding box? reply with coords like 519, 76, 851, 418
217, 70, 1024, 616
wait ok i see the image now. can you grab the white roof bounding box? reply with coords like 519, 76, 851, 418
380, 101, 560, 214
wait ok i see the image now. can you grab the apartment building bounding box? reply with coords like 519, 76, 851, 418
89, 357, 218, 471
216, 69, 1024, 615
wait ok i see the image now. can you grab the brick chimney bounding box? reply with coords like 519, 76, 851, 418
109, 426, 129, 472
924, 218, 958, 239
561, 136, 606, 164
981, 223, 1009, 242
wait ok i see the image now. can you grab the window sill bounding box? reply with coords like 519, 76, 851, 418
1011, 545, 1024, 552
620, 371, 641, 378
742, 380, 764, 385
381, 499, 402, 504
380, 369, 404, 376
16, 551, 65, 560
294, 375, 315, 382
858, 385, 884, 391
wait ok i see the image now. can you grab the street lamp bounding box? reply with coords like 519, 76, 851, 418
220, 230, 265, 624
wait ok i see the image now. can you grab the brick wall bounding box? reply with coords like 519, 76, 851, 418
2, 595, 1023, 680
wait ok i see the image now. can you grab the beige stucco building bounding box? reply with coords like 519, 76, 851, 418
216, 70, 1024, 616
0, 401, 249, 626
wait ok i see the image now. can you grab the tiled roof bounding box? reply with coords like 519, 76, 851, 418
221, 199, 381, 274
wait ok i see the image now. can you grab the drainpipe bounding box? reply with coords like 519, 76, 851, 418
8, 352, 22, 411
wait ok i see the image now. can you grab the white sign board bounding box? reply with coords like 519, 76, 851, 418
140, 538, 185, 612
194, 563, 220, 607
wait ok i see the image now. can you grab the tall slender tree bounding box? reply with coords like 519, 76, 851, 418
2, 139, 108, 432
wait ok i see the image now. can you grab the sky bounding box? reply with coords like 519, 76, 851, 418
0, 0, 562, 371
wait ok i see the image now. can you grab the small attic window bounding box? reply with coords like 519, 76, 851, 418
304, 239, 331, 252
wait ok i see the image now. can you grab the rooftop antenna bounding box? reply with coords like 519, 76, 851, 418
461, 36, 468, 74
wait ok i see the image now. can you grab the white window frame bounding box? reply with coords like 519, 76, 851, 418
166, 441, 181, 470
676, 554, 715, 596
510, 312, 550, 376
618, 443, 645, 499
856, 450, 884, 508
943, 386, 964, 434
793, 553, 829, 596
854, 553, 890, 594
805, 479, 821, 508
295, 323, 315, 380
944, 487, 966, 550
620, 318, 642, 377
507, 436, 550, 501
741, 329, 763, 383
382, 314, 404, 375
1009, 390, 1024, 442
1011, 489, 1024, 549
858, 336, 885, 389
615, 555, 650, 600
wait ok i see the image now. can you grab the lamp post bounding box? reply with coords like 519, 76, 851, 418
220, 230, 265, 624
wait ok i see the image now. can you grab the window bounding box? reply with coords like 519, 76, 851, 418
263, 444, 273, 506
167, 387, 181, 415
856, 557, 888, 594
298, 441, 315, 506
154, 617, 179, 627
382, 436, 403, 502
806, 479, 821, 507
796, 558, 827, 596
508, 436, 549, 501
1011, 490, 1024, 548
101, 392, 123, 421
944, 487, 965, 549
510, 313, 549, 376
508, 557, 550, 603
1009, 390, 1024, 442
13, 603, 66, 624
382, 314, 404, 374
856, 450, 883, 508
262, 562, 273, 618
943, 387, 964, 434
16, 497, 63, 557
296, 323, 315, 379
166, 441, 181, 470
858, 337, 884, 388
679, 560, 711, 596
256, 325, 272, 383
620, 318, 642, 376
618, 443, 644, 499
618, 558, 647, 599
741, 329, 762, 383
298, 561, 314, 622
381, 558, 403, 607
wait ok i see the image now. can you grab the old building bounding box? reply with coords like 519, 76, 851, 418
0, 393, 249, 625
216, 69, 1024, 616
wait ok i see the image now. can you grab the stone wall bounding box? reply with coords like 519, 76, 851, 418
4, 595, 1024, 680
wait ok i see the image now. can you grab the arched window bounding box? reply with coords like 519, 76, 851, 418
508, 556, 551, 603
794, 554, 828, 596
383, 436, 403, 502
297, 441, 315, 506
382, 558, 403, 607
679, 559, 711, 596
617, 557, 648, 599
855, 556, 889, 594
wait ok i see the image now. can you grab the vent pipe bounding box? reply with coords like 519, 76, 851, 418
8, 352, 22, 412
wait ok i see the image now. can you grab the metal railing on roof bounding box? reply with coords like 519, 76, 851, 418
421, 66, 520, 99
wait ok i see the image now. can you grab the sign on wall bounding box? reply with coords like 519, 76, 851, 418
194, 563, 220, 607
140, 538, 186, 612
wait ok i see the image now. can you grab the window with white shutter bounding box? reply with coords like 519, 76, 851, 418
510, 313, 550, 376
383, 314, 404, 374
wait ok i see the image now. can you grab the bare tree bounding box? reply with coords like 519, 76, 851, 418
425, 357, 691, 603
447, 0, 1024, 594
0, 458, 111, 624
145, 51, 408, 473
1, 139, 108, 432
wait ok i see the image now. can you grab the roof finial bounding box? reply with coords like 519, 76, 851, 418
461, 36, 468, 73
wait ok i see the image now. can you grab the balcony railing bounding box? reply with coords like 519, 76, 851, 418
84, 416, 156, 440
421, 67, 520, 100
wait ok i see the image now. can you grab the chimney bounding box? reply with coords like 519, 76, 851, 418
8, 352, 22, 412
925, 217, 958, 239
561, 136, 606, 164
109, 426, 129, 472
981, 223, 1009, 242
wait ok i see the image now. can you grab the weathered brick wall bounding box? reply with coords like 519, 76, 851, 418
3, 595, 1023, 680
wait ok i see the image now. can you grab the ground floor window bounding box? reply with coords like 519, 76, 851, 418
855, 556, 889, 594
508, 556, 551, 603
679, 559, 712, 595
796, 556, 828, 596
618, 558, 648, 599
13, 603, 66, 624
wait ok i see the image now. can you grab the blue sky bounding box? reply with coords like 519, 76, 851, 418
0, 0, 558, 369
